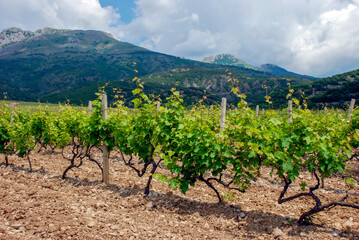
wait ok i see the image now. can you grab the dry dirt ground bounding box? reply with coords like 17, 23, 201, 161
1, 149, 359, 240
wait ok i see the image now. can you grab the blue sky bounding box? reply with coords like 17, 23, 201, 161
1, 0, 359, 77
99, 0, 136, 23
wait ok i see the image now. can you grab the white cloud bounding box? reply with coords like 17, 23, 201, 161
1, 0, 359, 76
117, 0, 359, 76
177, 13, 199, 23
0, 0, 120, 31
173, 29, 220, 59
289, 2, 359, 76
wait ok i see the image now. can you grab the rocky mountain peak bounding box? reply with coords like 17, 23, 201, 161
0, 27, 37, 48
202, 54, 257, 70
202, 54, 239, 63
0, 27, 69, 49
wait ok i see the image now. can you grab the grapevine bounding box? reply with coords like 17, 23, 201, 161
0, 85, 358, 224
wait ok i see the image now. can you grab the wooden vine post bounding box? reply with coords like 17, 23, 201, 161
256, 105, 259, 117
220, 98, 227, 131
87, 101, 92, 115
9, 102, 19, 123
102, 94, 109, 185
347, 98, 356, 121
287, 100, 293, 123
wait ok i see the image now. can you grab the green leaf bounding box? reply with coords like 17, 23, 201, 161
169, 178, 180, 190
180, 180, 189, 194
345, 177, 356, 189
274, 151, 285, 160
153, 174, 168, 184
304, 136, 313, 144
282, 161, 294, 172
132, 88, 141, 95
132, 98, 141, 108
269, 118, 281, 126
281, 138, 291, 148
248, 151, 255, 158
300, 182, 307, 191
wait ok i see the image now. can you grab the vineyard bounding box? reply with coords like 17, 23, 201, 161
1, 83, 359, 239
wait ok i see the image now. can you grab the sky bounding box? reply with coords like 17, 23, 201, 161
0, 0, 359, 77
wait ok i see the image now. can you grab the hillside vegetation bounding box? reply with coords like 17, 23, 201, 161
0, 27, 357, 108
300, 69, 359, 107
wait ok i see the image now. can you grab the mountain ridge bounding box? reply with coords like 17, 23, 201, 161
0, 27, 356, 107
202, 53, 314, 79
0, 27, 75, 49
202, 54, 258, 70
0, 27, 276, 105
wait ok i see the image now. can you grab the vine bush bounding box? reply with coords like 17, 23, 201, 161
0, 85, 358, 225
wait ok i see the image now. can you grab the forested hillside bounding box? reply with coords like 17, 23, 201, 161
0, 27, 357, 108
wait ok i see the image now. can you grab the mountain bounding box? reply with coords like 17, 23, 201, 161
44, 65, 299, 107
295, 69, 359, 107
0, 27, 278, 104
2, 27, 354, 108
1, 27, 39, 48
202, 54, 313, 79
202, 54, 257, 70
0, 27, 288, 106
258, 64, 311, 78
0, 27, 147, 101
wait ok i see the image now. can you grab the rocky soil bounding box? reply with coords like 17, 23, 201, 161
1, 149, 359, 240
